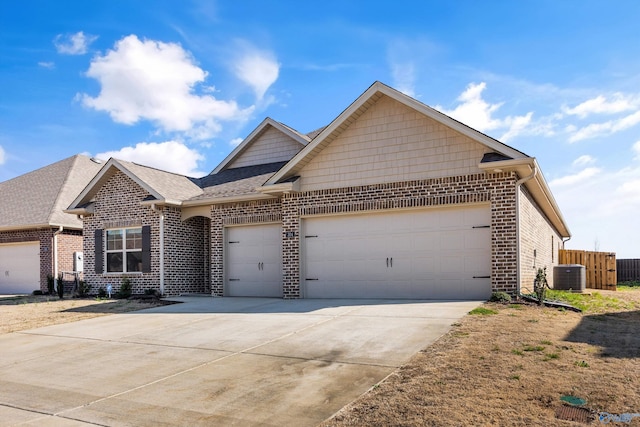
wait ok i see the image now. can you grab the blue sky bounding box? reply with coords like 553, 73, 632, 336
1, 1, 640, 257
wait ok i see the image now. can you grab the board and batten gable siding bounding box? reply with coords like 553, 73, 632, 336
518, 186, 563, 290
298, 95, 490, 192
227, 126, 304, 169
83, 170, 210, 296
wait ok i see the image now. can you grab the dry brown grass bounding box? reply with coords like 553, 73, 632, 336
322, 289, 640, 426
0, 295, 166, 334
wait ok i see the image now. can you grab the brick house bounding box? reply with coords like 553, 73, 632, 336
67, 82, 570, 298
0, 155, 103, 293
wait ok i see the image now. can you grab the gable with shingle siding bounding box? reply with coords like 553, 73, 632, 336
297, 95, 490, 192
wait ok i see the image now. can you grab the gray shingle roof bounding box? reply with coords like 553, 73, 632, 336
115, 160, 203, 202
188, 172, 275, 201
0, 154, 103, 230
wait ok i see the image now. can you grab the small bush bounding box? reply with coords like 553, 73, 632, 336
77, 280, 90, 298
490, 292, 512, 303
56, 273, 64, 299
47, 274, 55, 295
33, 289, 43, 295
97, 287, 107, 299
117, 277, 132, 299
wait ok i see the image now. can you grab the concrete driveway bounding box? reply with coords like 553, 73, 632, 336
0, 297, 481, 426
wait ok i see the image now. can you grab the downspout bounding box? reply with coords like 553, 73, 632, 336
151, 204, 165, 295
53, 226, 64, 280
515, 165, 537, 295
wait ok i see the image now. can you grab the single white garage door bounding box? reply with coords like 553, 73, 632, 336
0, 242, 40, 294
226, 223, 283, 297
302, 205, 491, 299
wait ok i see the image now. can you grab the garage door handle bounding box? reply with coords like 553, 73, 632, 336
306, 278, 319, 281
390, 257, 393, 267
473, 276, 490, 279
386, 258, 389, 267
229, 278, 240, 281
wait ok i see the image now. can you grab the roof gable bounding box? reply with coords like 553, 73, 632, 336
0, 154, 103, 230
266, 81, 527, 185
212, 117, 309, 174
67, 158, 203, 211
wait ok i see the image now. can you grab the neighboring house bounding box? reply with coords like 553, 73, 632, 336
67, 82, 571, 299
0, 155, 104, 294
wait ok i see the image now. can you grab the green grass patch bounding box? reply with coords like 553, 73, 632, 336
574, 360, 589, 368
540, 340, 553, 345
511, 349, 524, 356
618, 281, 640, 288
545, 289, 636, 313
469, 307, 498, 316
523, 345, 545, 352
544, 353, 560, 360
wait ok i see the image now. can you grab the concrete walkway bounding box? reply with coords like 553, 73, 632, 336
0, 297, 481, 426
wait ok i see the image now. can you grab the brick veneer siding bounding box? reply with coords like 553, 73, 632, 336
0, 228, 82, 292
279, 172, 519, 298
210, 198, 282, 296
518, 186, 563, 291
83, 171, 208, 296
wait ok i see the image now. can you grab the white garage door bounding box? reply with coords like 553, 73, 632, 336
226, 223, 283, 297
302, 205, 491, 299
0, 242, 40, 294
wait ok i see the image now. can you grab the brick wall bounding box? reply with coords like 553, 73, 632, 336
279, 172, 518, 297
0, 228, 84, 292
83, 170, 209, 296
518, 186, 563, 291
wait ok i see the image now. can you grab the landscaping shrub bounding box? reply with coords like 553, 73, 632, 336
97, 287, 107, 299
77, 280, 90, 298
56, 273, 64, 299
489, 291, 512, 303
117, 277, 132, 299
47, 274, 55, 295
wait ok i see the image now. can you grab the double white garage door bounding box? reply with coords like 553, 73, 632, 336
0, 242, 40, 294
226, 205, 491, 299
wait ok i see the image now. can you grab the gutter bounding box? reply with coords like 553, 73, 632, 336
150, 204, 165, 295
515, 165, 537, 294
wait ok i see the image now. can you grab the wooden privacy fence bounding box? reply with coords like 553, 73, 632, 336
617, 259, 640, 282
558, 250, 617, 290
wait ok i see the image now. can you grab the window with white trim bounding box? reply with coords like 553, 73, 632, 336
106, 227, 143, 273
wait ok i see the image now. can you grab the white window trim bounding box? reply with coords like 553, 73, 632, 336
105, 227, 143, 274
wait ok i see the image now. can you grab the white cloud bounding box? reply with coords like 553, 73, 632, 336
229, 137, 243, 147
572, 155, 596, 167
563, 94, 638, 118
38, 61, 55, 69
80, 35, 252, 139
0, 145, 5, 165
54, 31, 97, 55
232, 43, 279, 100
390, 62, 415, 98
435, 82, 533, 141
568, 110, 640, 142
551, 164, 640, 256
96, 140, 205, 176
549, 167, 601, 187
634, 141, 640, 160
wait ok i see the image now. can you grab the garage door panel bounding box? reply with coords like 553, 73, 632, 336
0, 242, 40, 294
302, 205, 491, 299
226, 224, 282, 297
